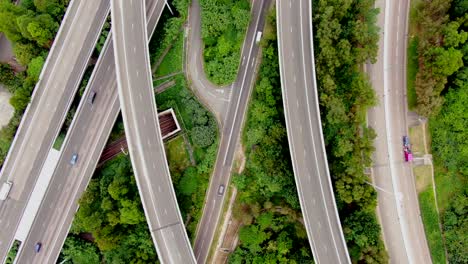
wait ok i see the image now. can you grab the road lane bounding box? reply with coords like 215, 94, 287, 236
12, 0, 166, 262
276, 0, 351, 263
368, 0, 432, 262
192, 0, 270, 262
112, 0, 195, 262
0, 1, 109, 261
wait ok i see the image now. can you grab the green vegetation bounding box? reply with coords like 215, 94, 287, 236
0, 0, 68, 167
5, 240, 20, 264
148, 0, 189, 67
155, 75, 219, 237
69, 155, 158, 263
166, 135, 191, 174
419, 188, 446, 264
312, 0, 388, 262
410, 0, 468, 116
407, 37, 419, 109
230, 10, 312, 262
410, 2, 468, 260
53, 132, 65, 150
155, 31, 184, 77
60, 235, 100, 264
430, 72, 468, 263
200, 0, 250, 85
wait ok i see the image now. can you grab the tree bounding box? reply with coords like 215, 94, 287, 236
26, 55, 44, 82
178, 167, 199, 196
450, 0, 468, 18
10, 86, 31, 112
191, 125, 215, 147
62, 236, 100, 264
443, 193, 468, 263
33, 0, 65, 18
13, 42, 40, 66
27, 14, 58, 47
0, 1, 27, 43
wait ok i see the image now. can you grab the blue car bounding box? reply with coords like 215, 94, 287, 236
34, 242, 42, 253
403, 136, 410, 147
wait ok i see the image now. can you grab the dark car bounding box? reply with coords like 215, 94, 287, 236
217, 184, 225, 196
34, 242, 42, 253
88, 91, 97, 104
403, 136, 410, 147
70, 153, 78, 165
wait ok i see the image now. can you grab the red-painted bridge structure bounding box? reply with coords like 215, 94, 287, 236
98, 108, 180, 166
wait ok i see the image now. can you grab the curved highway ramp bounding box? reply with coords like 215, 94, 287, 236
276, 0, 351, 263
111, 0, 196, 263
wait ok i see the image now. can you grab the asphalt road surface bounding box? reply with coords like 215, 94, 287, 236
0, 1, 109, 262
185, 0, 232, 124
12, 0, 167, 262
112, 0, 195, 263
276, 0, 351, 263
367, 0, 432, 262
192, 0, 270, 262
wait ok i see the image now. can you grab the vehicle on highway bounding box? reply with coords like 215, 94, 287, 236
88, 90, 97, 104
0, 181, 13, 200
34, 242, 42, 253
70, 153, 79, 165
404, 147, 413, 162
217, 184, 225, 196
403, 135, 410, 147
256, 31, 262, 43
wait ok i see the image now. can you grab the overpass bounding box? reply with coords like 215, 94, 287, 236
111, 0, 196, 262
0, 0, 109, 262
276, 0, 351, 263
12, 0, 169, 262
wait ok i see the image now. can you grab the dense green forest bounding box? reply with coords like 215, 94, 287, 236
199, 0, 250, 85
68, 155, 158, 263
230, 10, 313, 263
431, 82, 468, 263
411, 0, 467, 116
0, 0, 68, 165
312, 0, 388, 262
411, 0, 468, 262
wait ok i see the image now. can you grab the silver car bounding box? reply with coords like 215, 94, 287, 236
70, 153, 78, 165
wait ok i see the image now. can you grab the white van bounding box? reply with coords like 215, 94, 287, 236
0, 181, 13, 200
256, 31, 262, 43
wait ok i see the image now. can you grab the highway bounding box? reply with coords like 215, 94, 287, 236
276, 0, 351, 263
192, 0, 270, 262
0, 0, 109, 262
12, 0, 166, 263
111, 0, 195, 263
367, 0, 432, 262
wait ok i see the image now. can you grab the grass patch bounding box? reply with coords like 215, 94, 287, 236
53, 132, 66, 151
419, 187, 446, 264
407, 37, 419, 110
5, 240, 21, 264
409, 124, 425, 155
414, 165, 433, 193
165, 135, 191, 176
155, 31, 184, 77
